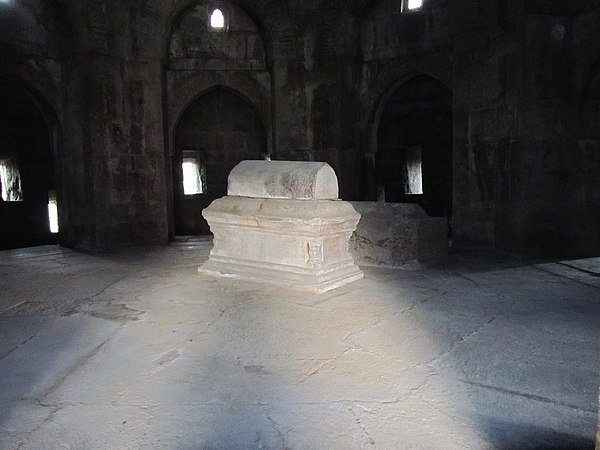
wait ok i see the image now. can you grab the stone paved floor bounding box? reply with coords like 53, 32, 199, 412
0, 239, 599, 449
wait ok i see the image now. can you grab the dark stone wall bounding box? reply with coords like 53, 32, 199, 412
450, 0, 600, 256
1, 0, 170, 250
450, 0, 520, 252
571, 5, 600, 257
58, 2, 168, 250
0, 0, 61, 57
0, 0, 598, 257
265, 3, 363, 200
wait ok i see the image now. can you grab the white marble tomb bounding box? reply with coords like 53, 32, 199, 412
199, 160, 363, 293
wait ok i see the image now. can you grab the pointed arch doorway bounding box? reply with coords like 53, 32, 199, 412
0, 77, 60, 249
375, 75, 453, 228
172, 88, 267, 235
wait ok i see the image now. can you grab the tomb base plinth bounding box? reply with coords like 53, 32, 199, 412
199, 196, 363, 293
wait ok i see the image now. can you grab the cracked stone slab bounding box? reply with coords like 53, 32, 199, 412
0, 243, 598, 449
0, 315, 121, 404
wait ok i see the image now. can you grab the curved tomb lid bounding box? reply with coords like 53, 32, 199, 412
227, 160, 339, 200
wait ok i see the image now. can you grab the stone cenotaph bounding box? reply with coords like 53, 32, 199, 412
199, 160, 363, 293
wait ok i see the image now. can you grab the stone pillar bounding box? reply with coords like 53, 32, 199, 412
266, 5, 362, 200
60, 3, 168, 250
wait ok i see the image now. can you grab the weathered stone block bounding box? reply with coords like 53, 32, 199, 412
349, 202, 448, 267
200, 161, 363, 293
227, 160, 338, 200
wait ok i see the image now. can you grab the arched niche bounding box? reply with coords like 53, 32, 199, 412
172, 87, 267, 235
168, 1, 267, 71
372, 75, 453, 224
0, 77, 62, 249
165, 1, 273, 238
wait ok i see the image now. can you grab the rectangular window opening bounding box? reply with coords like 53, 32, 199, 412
403, 146, 423, 195
0, 158, 23, 201
48, 190, 59, 233
401, 0, 424, 13
182, 154, 206, 195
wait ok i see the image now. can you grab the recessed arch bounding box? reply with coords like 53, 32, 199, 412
165, 0, 273, 70
367, 74, 453, 226
168, 71, 271, 156
164, 0, 273, 236
171, 86, 267, 235
0, 76, 63, 249
366, 71, 452, 147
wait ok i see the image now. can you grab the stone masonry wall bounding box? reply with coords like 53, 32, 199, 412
0, 0, 598, 256
452, 1, 600, 256
59, 2, 168, 250
265, 3, 363, 200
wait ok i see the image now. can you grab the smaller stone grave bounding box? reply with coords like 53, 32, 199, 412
350, 202, 448, 267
